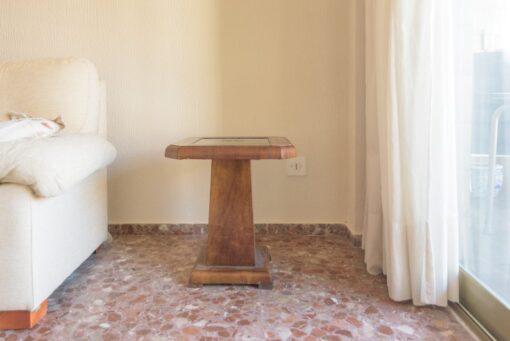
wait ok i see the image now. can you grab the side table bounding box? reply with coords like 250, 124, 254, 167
165, 137, 296, 288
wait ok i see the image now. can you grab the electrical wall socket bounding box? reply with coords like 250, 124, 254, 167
287, 156, 306, 176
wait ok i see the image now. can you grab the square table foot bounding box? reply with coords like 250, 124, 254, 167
189, 246, 273, 288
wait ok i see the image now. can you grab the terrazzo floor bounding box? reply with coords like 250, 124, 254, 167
0, 234, 475, 341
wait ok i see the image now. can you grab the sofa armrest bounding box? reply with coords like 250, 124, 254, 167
0, 170, 108, 311
0, 184, 36, 311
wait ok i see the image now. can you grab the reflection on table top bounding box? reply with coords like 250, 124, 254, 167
193, 137, 270, 146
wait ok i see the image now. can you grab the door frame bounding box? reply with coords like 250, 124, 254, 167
459, 267, 510, 340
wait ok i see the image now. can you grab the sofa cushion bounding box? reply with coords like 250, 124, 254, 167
0, 114, 65, 142
0, 134, 116, 197
0, 58, 100, 134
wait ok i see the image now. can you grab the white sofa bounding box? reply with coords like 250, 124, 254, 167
0, 58, 111, 329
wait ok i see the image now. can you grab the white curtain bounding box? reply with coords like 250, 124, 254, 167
363, 0, 459, 306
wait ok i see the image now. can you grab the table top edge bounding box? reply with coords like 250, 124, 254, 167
165, 137, 296, 160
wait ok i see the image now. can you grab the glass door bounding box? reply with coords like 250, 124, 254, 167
457, 0, 510, 338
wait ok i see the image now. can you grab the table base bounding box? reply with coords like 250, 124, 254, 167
189, 245, 273, 289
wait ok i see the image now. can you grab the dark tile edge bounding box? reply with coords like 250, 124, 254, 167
108, 223, 362, 247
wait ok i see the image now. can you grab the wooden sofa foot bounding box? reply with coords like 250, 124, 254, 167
0, 299, 48, 330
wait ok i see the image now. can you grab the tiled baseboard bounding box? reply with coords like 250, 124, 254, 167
108, 223, 362, 247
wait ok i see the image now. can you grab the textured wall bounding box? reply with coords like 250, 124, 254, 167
346, 0, 366, 234
0, 0, 356, 226
218, 0, 353, 224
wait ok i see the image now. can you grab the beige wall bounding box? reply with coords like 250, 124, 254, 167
0, 0, 358, 227
218, 1, 352, 223
347, 0, 366, 234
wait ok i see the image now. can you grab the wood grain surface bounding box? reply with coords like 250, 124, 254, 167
0, 299, 48, 330
206, 160, 255, 266
190, 246, 272, 288
165, 136, 296, 160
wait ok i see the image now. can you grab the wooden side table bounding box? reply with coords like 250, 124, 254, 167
165, 137, 296, 288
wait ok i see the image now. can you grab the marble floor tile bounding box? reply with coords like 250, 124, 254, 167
0, 235, 475, 341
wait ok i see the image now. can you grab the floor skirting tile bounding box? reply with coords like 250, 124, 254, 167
109, 224, 362, 247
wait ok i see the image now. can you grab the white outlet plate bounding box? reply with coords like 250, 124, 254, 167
287, 156, 306, 176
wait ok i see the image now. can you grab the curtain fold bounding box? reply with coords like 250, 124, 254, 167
363, 0, 459, 306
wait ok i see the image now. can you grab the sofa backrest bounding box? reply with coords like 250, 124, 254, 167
0, 58, 102, 135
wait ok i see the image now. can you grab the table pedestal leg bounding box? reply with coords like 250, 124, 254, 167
189, 160, 272, 288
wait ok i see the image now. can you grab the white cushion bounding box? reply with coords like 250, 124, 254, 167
0, 58, 100, 133
0, 134, 116, 197
0, 115, 64, 142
